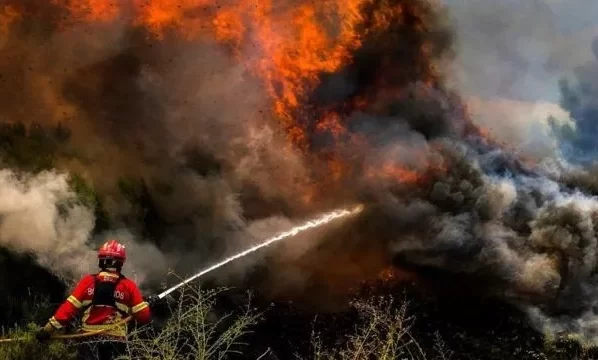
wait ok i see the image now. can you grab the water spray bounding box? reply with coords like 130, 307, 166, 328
157, 204, 364, 299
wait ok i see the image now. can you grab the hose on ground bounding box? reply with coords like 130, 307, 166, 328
0, 316, 133, 344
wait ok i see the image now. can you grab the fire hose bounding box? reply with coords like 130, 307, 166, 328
0, 205, 363, 344
0, 316, 133, 343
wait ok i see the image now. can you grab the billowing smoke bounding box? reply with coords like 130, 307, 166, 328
443, 0, 562, 101
552, 37, 598, 164
0, 169, 95, 280
440, 0, 589, 163
2, 0, 598, 345
0, 168, 168, 288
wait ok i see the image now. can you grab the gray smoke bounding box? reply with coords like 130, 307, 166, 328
373, 134, 598, 343
0, 168, 169, 289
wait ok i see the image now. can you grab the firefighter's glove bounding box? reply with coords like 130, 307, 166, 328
145, 295, 161, 308
35, 323, 55, 342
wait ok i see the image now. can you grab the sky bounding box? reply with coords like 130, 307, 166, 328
442, 0, 598, 103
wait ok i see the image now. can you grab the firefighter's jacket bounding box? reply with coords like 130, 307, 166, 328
48, 271, 151, 337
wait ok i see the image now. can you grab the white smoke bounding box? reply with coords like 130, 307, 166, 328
0, 168, 167, 290
0, 169, 95, 281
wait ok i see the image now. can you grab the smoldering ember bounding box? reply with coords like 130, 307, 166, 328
1, 0, 598, 359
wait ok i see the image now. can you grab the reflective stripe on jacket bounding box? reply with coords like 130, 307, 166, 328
49, 271, 151, 337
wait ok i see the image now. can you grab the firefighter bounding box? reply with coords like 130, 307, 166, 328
35, 239, 153, 359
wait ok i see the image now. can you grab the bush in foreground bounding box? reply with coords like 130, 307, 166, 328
122, 286, 261, 360
0, 323, 75, 360
4, 285, 598, 360
306, 296, 431, 360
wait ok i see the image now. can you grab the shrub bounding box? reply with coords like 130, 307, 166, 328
307, 296, 430, 360
122, 286, 261, 360
0, 323, 76, 360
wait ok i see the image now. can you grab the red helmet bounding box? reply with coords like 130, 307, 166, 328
98, 239, 126, 261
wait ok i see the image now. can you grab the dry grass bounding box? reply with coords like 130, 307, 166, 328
305, 296, 449, 360
118, 286, 261, 360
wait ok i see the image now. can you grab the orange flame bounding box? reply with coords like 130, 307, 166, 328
362, 266, 416, 289
10, 0, 441, 150
380, 164, 423, 184
52, 0, 120, 22
5, 0, 451, 202
251, 2, 367, 149
0, 5, 21, 37
128, 0, 372, 149
133, 0, 215, 40
366, 149, 448, 187
377, 267, 404, 282
212, 9, 245, 50
316, 112, 346, 139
